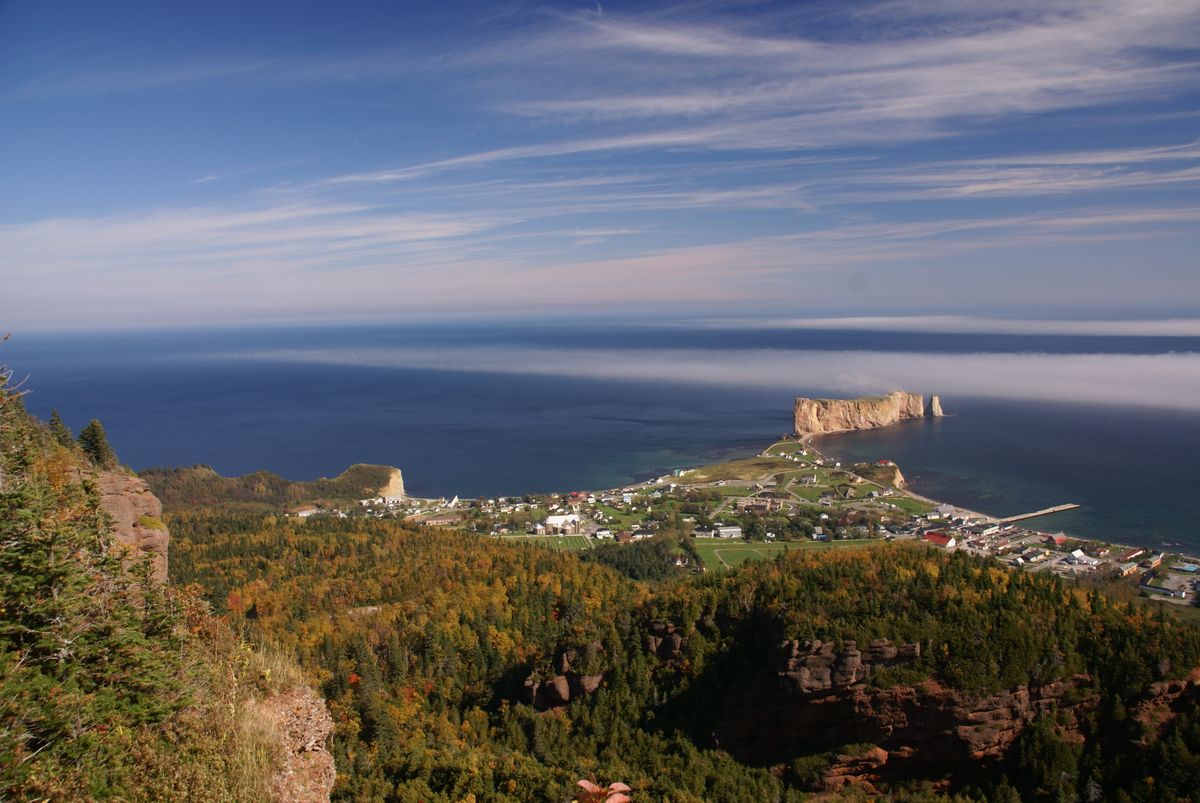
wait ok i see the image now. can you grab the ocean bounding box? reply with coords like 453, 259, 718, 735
6, 322, 1200, 551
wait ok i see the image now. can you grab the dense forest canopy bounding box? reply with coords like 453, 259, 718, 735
141, 463, 396, 511
172, 508, 1200, 802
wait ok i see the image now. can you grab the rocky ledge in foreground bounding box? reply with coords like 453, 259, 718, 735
97, 469, 170, 583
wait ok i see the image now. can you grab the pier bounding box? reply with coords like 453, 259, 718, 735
998, 504, 1080, 524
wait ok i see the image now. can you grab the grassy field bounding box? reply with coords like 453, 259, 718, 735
593, 503, 644, 529
692, 537, 881, 568
763, 441, 810, 457
498, 534, 592, 551
684, 456, 790, 482
881, 496, 936, 516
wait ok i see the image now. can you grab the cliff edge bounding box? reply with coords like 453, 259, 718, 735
97, 469, 170, 583
794, 391, 942, 436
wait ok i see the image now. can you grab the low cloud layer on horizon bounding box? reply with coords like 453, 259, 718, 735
225, 346, 1200, 413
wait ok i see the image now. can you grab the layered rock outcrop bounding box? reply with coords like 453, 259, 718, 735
794, 391, 941, 435
524, 643, 606, 710
718, 667, 1098, 786
97, 469, 169, 583
775, 639, 920, 693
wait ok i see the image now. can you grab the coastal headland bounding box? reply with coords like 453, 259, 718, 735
794, 390, 943, 436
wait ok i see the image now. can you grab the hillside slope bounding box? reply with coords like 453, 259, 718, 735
141, 463, 401, 512
0, 373, 331, 801
171, 506, 1200, 802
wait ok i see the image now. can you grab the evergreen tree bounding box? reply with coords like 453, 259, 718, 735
78, 418, 117, 468
48, 408, 74, 447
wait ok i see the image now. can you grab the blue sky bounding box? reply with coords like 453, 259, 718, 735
3, 0, 1200, 330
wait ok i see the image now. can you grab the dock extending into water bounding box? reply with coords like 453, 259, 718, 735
998, 504, 1080, 524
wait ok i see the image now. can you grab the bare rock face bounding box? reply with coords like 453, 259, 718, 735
775, 639, 919, 694
929, 395, 945, 417
717, 671, 1099, 782
257, 685, 336, 803
524, 642, 607, 710
97, 470, 169, 583
377, 467, 406, 499
793, 391, 939, 435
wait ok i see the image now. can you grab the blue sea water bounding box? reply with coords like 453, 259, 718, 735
6, 323, 1200, 551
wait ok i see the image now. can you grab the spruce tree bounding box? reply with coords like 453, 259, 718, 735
78, 418, 118, 468
48, 408, 74, 447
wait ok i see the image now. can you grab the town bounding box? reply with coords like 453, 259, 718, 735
293, 437, 1200, 609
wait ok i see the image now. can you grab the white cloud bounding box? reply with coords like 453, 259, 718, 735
688, 316, 1200, 337
224, 346, 1200, 411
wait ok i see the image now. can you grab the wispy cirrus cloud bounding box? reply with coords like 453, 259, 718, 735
4, 0, 1200, 329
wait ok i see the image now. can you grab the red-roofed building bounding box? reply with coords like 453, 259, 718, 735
923, 532, 957, 548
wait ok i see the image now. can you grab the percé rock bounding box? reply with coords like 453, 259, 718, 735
97, 469, 169, 583
794, 391, 941, 435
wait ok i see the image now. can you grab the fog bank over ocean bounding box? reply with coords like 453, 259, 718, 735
8, 321, 1200, 548
230, 346, 1200, 412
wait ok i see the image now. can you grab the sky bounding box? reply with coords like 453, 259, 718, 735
3, 0, 1200, 331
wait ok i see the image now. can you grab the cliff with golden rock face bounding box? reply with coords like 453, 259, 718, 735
794, 391, 938, 435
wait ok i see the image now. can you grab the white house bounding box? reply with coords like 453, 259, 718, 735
714, 525, 743, 539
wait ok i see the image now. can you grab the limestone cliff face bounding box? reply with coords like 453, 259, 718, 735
929, 395, 944, 417
378, 467, 406, 500
97, 470, 169, 583
794, 391, 938, 435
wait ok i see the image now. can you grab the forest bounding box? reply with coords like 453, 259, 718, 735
170, 507, 1200, 802
141, 463, 396, 511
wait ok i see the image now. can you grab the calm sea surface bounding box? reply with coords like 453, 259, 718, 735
7, 323, 1199, 551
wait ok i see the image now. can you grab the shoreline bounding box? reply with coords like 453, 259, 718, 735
806, 430, 999, 524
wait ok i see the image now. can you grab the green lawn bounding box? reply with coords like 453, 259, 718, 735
498, 534, 592, 551
691, 537, 880, 569
713, 484, 758, 497
763, 441, 810, 457
880, 496, 936, 516
593, 503, 644, 529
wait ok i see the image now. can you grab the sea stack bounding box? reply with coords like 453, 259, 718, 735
929, 395, 944, 417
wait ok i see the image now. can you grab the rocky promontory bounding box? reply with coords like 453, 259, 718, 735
98, 469, 170, 583
794, 391, 943, 436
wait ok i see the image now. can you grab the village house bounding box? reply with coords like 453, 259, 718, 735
1117, 547, 1145, 562
922, 532, 957, 548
